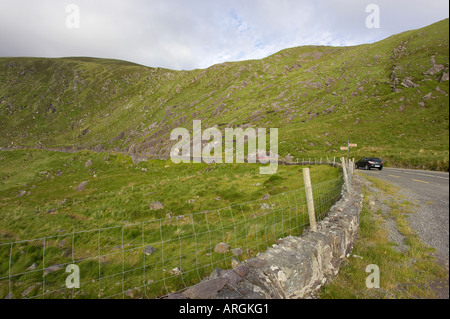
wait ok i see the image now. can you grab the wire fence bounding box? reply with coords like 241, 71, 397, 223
0, 168, 346, 299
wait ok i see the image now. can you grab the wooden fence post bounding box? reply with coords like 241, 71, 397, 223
341, 157, 350, 193
302, 168, 317, 231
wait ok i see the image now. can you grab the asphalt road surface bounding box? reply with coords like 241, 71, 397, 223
359, 167, 449, 271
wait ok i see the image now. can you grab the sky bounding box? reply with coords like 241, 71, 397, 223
0, 0, 448, 70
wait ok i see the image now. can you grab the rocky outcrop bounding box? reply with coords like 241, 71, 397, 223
167, 175, 363, 299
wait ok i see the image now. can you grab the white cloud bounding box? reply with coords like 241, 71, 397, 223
0, 0, 448, 70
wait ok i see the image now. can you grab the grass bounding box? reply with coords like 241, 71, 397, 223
0, 149, 343, 299
319, 175, 448, 299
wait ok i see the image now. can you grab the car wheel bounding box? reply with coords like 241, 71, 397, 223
365, 164, 370, 170
378, 167, 383, 171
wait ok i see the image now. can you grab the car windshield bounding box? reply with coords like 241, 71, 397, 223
368, 158, 381, 162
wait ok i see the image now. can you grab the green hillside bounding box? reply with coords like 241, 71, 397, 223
1, 19, 448, 170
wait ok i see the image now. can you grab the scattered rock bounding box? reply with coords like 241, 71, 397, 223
260, 203, 270, 210
261, 194, 270, 201
75, 181, 88, 191
401, 77, 419, 88
85, 159, 93, 168
169, 267, 182, 276
22, 285, 38, 297
26, 263, 38, 271
149, 201, 164, 210
423, 58, 444, 76
141, 168, 148, 172
214, 243, 230, 254
144, 246, 157, 256
43, 264, 63, 276
324, 105, 336, 115
436, 86, 447, 95
423, 93, 433, 100
17, 191, 26, 198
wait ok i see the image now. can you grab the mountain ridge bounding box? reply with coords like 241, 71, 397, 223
1, 19, 448, 170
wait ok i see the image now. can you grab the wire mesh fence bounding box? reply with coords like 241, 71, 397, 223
0, 173, 344, 299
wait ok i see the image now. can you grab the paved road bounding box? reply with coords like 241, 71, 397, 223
359, 167, 449, 270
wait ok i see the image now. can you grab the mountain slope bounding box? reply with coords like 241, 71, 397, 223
0, 19, 448, 170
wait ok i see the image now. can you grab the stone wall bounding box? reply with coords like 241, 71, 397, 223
167, 175, 363, 300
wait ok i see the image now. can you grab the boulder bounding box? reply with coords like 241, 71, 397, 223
214, 243, 230, 254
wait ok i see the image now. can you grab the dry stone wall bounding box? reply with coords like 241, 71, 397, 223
167, 175, 363, 299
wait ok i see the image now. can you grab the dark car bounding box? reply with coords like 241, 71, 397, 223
355, 157, 384, 170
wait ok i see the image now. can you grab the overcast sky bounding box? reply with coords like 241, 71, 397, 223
0, 0, 448, 70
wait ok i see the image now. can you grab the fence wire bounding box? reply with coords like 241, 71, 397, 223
0, 174, 344, 299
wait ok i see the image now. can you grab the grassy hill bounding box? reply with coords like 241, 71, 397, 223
0, 19, 448, 170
